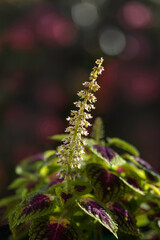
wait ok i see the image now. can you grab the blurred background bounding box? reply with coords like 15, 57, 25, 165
0, 0, 160, 197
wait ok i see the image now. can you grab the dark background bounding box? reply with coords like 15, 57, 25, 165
0, 0, 160, 197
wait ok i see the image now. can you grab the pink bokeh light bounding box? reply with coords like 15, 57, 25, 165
31, 4, 77, 47
119, 1, 154, 29
12, 143, 39, 164
3, 22, 36, 51
35, 115, 64, 140
1, 70, 25, 95
122, 34, 151, 60
35, 81, 67, 109
4, 105, 31, 129
120, 66, 160, 104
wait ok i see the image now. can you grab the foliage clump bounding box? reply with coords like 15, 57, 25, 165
0, 58, 160, 240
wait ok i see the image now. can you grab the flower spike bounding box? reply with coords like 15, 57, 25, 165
57, 58, 104, 180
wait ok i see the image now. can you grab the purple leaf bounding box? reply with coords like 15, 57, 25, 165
111, 202, 139, 235
126, 177, 142, 191
28, 153, 44, 164
18, 194, 53, 220
26, 180, 38, 191
77, 198, 118, 238
74, 185, 86, 192
29, 216, 77, 240
134, 157, 156, 172
86, 163, 125, 202
133, 157, 160, 179
93, 145, 115, 162
61, 193, 72, 203
48, 178, 64, 188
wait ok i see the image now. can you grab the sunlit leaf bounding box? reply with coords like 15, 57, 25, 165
93, 145, 126, 166
107, 137, 140, 157
85, 144, 111, 166
86, 164, 144, 203
86, 163, 125, 202
11, 193, 56, 227
120, 177, 144, 195
124, 155, 160, 180
77, 198, 118, 238
49, 134, 69, 141
91, 117, 104, 143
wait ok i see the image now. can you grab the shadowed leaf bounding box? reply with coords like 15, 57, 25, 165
29, 216, 77, 240
111, 202, 139, 235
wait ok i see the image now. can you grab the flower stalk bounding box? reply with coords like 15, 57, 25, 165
57, 58, 104, 189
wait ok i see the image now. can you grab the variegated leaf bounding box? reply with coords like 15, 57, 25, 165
86, 163, 125, 202
125, 155, 160, 180
48, 178, 64, 188
12, 193, 56, 227
120, 177, 144, 195
93, 145, 125, 166
29, 216, 77, 240
111, 202, 139, 235
86, 164, 144, 203
134, 157, 160, 179
77, 198, 118, 238
72, 180, 92, 196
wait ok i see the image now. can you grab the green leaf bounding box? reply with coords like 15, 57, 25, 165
0, 195, 20, 207
85, 142, 111, 167
0, 196, 21, 226
107, 137, 140, 157
44, 150, 56, 159
91, 117, 104, 143
77, 198, 118, 238
111, 202, 139, 235
93, 144, 126, 167
49, 134, 69, 141
8, 178, 29, 190
72, 180, 92, 196
110, 154, 126, 167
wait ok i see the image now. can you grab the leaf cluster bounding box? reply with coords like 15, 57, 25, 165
0, 119, 160, 240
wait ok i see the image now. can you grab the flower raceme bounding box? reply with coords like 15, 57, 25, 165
57, 58, 104, 177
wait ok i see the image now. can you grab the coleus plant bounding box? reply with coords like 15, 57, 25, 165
0, 58, 160, 240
